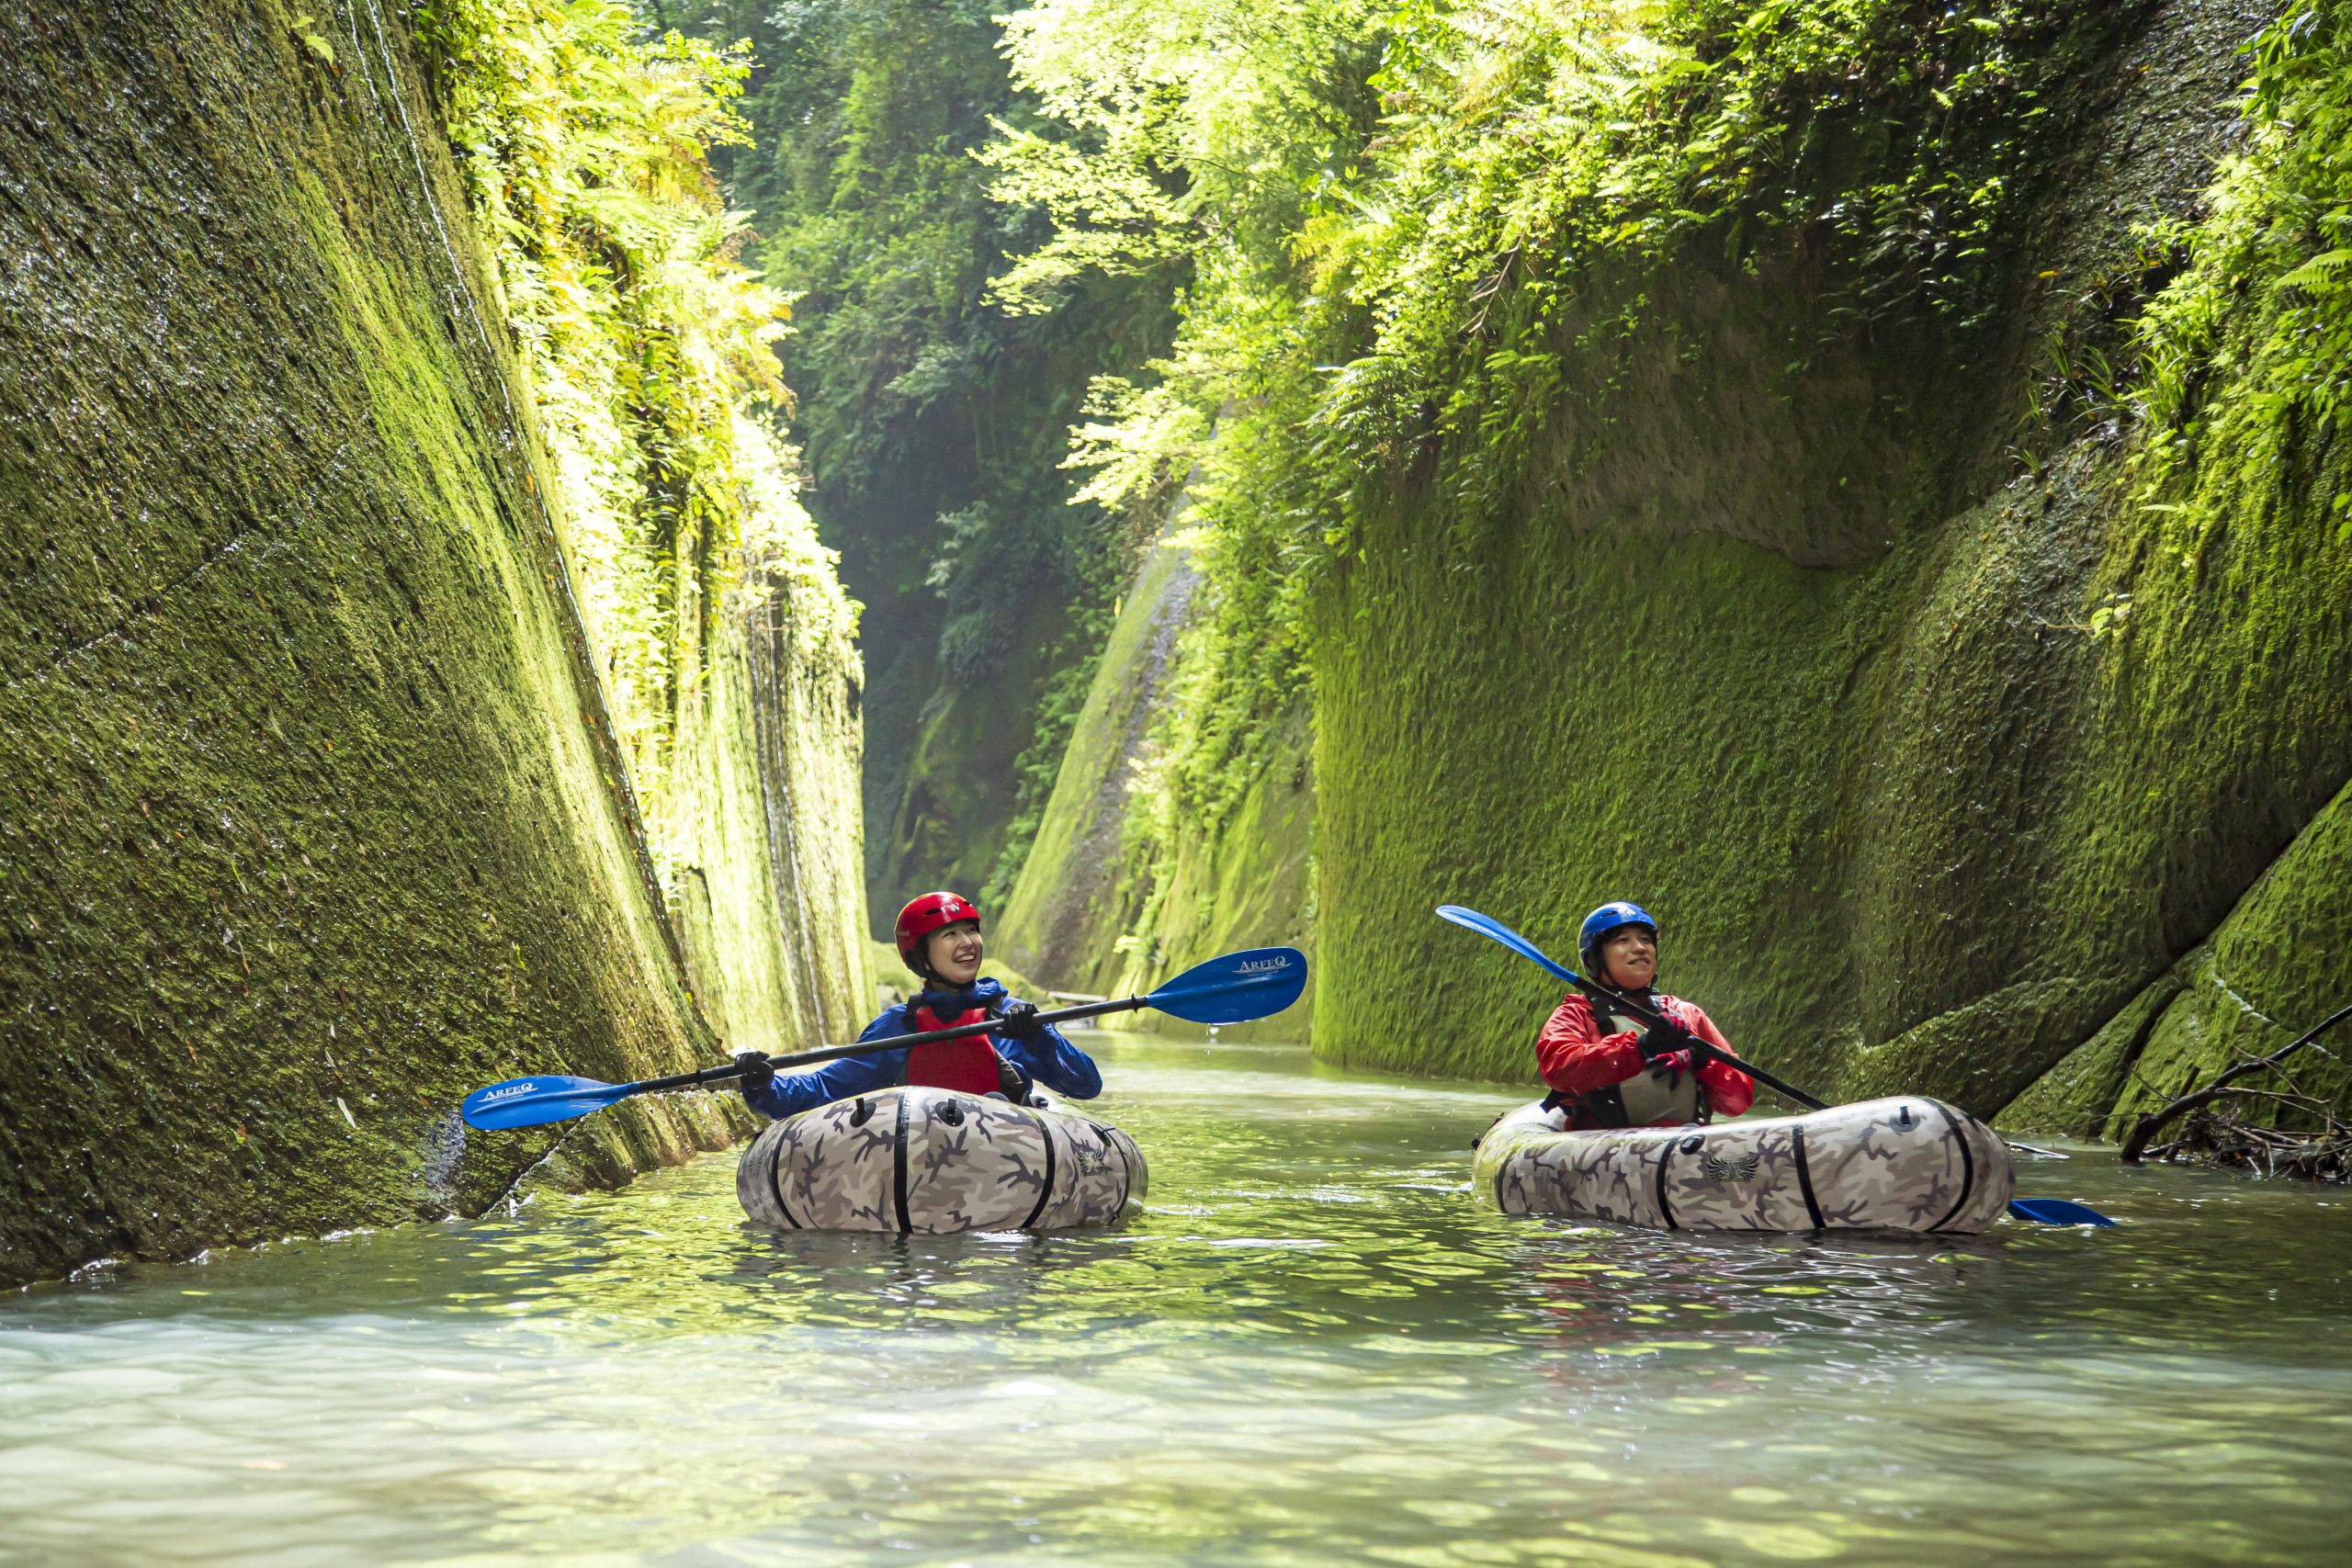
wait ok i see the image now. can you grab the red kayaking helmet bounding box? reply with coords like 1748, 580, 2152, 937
895, 890, 981, 975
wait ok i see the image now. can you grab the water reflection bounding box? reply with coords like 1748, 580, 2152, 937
4, 1035, 2349, 1564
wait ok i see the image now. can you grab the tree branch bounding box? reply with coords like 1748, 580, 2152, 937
2120, 1001, 2352, 1162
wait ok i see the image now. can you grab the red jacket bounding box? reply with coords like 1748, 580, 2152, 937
1535, 991, 1755, 1127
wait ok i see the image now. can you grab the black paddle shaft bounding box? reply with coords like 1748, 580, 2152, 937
1579, 971, 2076, 1156
623, 993, 1154, 1095
1573, 976, 1829, 1111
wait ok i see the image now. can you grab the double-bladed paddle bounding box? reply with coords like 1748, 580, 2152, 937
1437, 904, 1829, 1111
461, 944, 1309, 1132
1434, 905, 2115, 1227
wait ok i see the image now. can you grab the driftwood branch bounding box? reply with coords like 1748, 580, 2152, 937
2121, 1001, 2352, 1163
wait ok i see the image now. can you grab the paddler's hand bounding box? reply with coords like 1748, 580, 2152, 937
994, 998, 1046, 1041
733, 1050, 776, 1096
1641, 1014, 1711, 1066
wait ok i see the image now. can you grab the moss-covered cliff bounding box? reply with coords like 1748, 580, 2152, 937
983, 0, 2351, 1133
662, 424, 868, 1053
0, 0, 864, 1285
1317, 2, 2351, 1120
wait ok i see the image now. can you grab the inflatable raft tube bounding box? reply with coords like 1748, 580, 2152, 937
737, 1086, 1147, 1234
1473, 1095, 2015, 1234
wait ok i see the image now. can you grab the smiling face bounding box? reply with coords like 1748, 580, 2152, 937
923, 919, 984, 987
1599, 925, 1657, 991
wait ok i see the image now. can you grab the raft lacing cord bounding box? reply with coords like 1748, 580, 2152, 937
1114, 1130, 1137, 1215
349, 0, 688, 987
1653, 1136, 1680, 1230
1789, 1126, 1826, 1229
765, 1133, 803, 1230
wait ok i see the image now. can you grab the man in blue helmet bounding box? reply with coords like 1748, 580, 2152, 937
1533, 902, 1755, 1129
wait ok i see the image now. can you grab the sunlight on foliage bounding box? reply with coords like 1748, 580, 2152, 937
677, 0, 1177, 908
413, 0, 804, 873
984, 0, 2118, 851
2130, 0, 2352, 534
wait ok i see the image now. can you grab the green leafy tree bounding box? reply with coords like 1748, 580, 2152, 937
413, 0, 823, 872
980, 0, 2137, 864
668, 0, 1173, 913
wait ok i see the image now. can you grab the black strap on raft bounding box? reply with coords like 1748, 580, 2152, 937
765, 1135, 804, 1230
1926, 1101, 1976, 1233
1653, 1133, 1681, 1229
1789, 1123, 1826, 1229
1018, 1117, 1058, 1230
1111, 1128, 1137, 1213
891, 1093, 914, 1235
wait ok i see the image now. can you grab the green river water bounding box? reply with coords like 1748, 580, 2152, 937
4, 1034, 2348, 1566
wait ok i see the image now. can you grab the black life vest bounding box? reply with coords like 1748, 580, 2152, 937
1548, 989, 1707, 1129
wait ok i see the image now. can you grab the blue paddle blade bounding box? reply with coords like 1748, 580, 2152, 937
2008, 1197, 2116, 1227
1435, 905, 1582, 987
461, 1074, 635, 1131
1147, 946, 1308, 1024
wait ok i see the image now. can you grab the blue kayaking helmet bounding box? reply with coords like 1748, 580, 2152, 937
1578, 901, 1658, 976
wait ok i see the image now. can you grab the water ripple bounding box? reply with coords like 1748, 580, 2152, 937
4, 1037, 2348, 1564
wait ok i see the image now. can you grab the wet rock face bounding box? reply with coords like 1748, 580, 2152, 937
994, 539, 1317, 1044
0, 4, 845, 1284
1309, 0, 2352, 1120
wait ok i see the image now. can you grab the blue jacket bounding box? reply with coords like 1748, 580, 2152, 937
741, 977, 1103, 1120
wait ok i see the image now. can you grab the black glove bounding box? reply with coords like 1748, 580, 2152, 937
734, 1050, 775, 1096
994, 998, 1046, 1041
1639, 1014, 1711, 1066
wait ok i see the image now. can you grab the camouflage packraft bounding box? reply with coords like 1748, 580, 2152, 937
1475, 1095, 2015, 1233
737, 1086, 1147, 1234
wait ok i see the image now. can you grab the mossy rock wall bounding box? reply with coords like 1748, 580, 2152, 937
666, 546, 869, 1056
0, 2, 864, 1284
1311, 0, 2352, 1115
2000, 775, 2352, 1137
1001, 540, 1317, 1042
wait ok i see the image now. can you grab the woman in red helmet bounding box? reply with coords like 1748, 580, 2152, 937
1535, 902, 1755, 1130
733, 890, 1102, 1119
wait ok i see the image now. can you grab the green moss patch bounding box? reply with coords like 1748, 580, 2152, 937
0, 2, 864, 1284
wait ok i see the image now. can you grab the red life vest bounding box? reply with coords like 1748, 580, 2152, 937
904, 1000, 1004, 1096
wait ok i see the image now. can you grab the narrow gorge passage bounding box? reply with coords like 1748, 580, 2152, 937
6, 1036, 2348, 1565
6, 0, 2352, 1562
